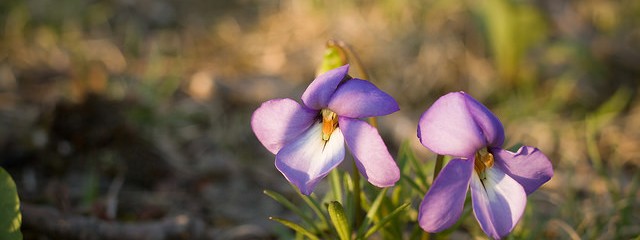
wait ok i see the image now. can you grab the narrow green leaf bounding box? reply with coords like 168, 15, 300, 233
357, 188, 388, 237
264, 190, 319, 233
0, 167, 22, 240
433, 154, 445, 181
342, 172, 354, 222
329, 170, 343, 202
399, 142, 426, 183
402, 142, 429, 192
391, 185, 403, 206
300, 194, 330, 231
409, 223, 428, 240
364, 202, 411, 239
401, 173, 426, 196
328, 201, 351, 240
270, 217, 320, 240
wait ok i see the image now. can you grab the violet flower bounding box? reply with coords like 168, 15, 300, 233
251, 65, 400, 195
416, 92, 553, 239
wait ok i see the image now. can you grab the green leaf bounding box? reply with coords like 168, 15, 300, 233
329, 170, 343, 202
263, 190, 319, 233
356, 188, 388, 237
270, 217, 320, 240
400, 142, 429, 193
0, 167, 22, 240
400, 173, 425, 195
399, 142, 426, 183
342, 172, 354, 222
328, 201, 351, 240
300, 194, 329, 231
363, 202, 411, 239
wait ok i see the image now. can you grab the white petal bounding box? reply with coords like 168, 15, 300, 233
470, 167, 527, 239
275, 122, 345, 195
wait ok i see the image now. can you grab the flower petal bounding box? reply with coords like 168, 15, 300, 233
418, 158, 473, 232
470, 167, 526, 239
417, 92, 487, 157
327, 79, 399, 118
275, 122, 345, 195
301, 64, 349, 110
251, 98, 318, 154
463, 92, 505, 147
339, 117, 399, 187
491, 146, 553, 195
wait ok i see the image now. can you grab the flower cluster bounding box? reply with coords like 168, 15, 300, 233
251, 65, 553, 239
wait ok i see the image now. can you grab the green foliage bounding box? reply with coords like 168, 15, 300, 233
269, 217, 320, 240
263, 190, 322, 235
586, 88, 632, 172
328, 201, 351, 240
363, 203, 411, 239
0, 167, 22, 240
473, 0, 547, 84
265, 143, 421, 239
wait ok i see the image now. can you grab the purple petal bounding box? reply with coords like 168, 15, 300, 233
470, 167, 527, 239
327, 79, 399, 118
418, 158, 473, 232
491, 146, 554, 195
301, 64, 349, 110
251, 98, 318, 154
417, 92, 487, 157
339, 117, 399, 187
463, 92, 505, 148
275, 122, 345, 195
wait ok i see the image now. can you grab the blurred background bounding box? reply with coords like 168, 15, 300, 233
0, 0, 639, 239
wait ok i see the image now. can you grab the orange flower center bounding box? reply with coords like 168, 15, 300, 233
474, 149, 494, 180
321, 109, 338, 141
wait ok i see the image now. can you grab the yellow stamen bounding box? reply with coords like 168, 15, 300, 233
474, 149, 494, 179
321, 109, 338, 141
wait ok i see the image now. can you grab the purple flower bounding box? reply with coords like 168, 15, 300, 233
416, 92, 553, 239
251, 65, 401, 195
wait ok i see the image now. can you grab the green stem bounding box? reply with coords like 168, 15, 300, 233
433, 154, 444, 181
352, 161, 362, 236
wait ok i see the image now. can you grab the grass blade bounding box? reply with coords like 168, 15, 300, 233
364, 202, 411, 239
356, 188, 388, 237
329, 170, 343, 202
264, 190, 319, 233
301, 193, 330, 231
270, 217, 320, 240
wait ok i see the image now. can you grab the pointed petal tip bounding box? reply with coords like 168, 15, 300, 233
301, 64, 350, 109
